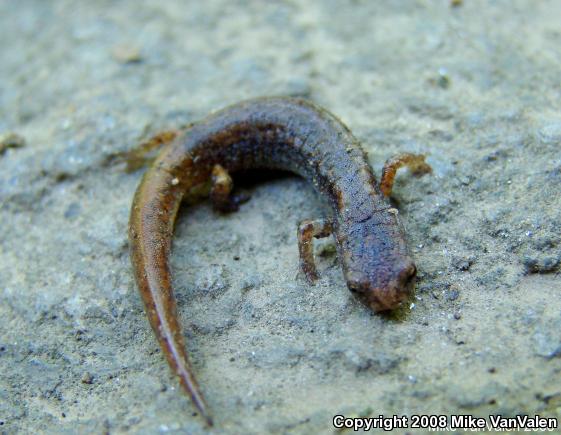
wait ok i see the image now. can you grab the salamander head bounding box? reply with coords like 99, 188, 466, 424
338, 218, 417, 312
345, 258, 416, 312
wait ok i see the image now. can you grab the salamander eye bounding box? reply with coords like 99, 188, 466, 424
398, 262, 417, 288
347, 279, 365, 293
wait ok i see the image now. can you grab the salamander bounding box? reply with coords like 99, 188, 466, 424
128, 97, 431, 425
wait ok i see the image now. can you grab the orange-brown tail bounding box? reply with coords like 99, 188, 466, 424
129, 163, 213, 426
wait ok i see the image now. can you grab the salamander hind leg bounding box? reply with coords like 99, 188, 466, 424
210, 164, 250, 212
380, 153, 432, 197
297, 218, 333, 284
119, 129, 180, 173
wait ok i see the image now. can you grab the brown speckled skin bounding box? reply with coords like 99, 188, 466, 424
129, 97, 417, 424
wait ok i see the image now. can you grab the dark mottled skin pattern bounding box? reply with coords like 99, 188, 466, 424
129, 97, 416, 424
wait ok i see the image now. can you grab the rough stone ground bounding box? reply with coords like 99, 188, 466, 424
1, 1, 560, 434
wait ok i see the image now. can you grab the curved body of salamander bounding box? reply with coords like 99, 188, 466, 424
129, 97, 417, 425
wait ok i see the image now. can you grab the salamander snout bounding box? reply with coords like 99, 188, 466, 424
346, 259, 417, 312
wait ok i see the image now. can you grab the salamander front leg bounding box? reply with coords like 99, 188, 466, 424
380, 153, 432, 197
297, 218, 333, 283
210, 164, 250, 212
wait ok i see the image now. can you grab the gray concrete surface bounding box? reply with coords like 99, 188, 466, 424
1, 1, 560, 433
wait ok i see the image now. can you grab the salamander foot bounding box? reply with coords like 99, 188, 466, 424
210, 164, 250, 212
